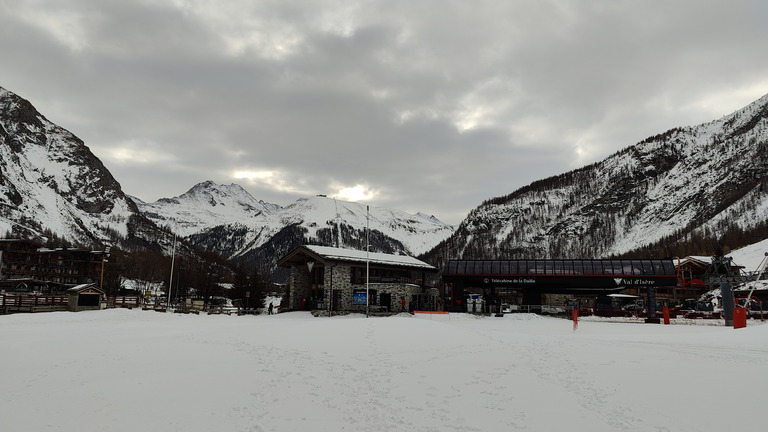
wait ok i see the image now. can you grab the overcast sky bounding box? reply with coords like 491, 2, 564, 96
2, 1, 768, 224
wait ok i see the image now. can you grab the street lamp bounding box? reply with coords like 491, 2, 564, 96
99, 246, 111, 291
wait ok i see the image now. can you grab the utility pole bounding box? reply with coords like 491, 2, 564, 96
366, 205, 370, 318
166, 232, 177, 312
99, 246, 111, 291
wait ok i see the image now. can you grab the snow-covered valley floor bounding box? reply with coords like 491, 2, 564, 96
1, 309, 766, 431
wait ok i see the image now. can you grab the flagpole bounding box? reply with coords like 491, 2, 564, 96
166, 231, 177, 312
366, 205, 369, 318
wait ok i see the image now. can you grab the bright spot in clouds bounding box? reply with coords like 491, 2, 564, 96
233, 170, 313, 195
103, 141, 176, 165
332, 185, 376, 202
234, 170, 275, 181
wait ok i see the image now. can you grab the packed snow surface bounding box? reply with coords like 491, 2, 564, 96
1, 309, 766, 431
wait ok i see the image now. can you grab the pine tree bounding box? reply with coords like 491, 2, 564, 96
230, 263, 250, 309
249, 268, 269, 312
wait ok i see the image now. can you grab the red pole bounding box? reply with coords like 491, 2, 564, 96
734, 307, 747, 329
663, 306, 670, 325
572, 307, 578, 330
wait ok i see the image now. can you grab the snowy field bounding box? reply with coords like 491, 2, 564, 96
1, 309, 766, 432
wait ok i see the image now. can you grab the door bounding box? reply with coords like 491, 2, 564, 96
380, 293, 391, 312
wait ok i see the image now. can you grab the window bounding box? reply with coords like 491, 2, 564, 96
507, 261, 519, 274
457, 261, 467, 274
638, 260, 652, 275
498, 261, 509, 274
544, 260, 554, 275
570, 261, 583, 275
482, 261, 493, 274
585, 261, 599, 275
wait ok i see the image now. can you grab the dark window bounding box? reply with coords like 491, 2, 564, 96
500, 261, 510, 274
444, 262, 453, 274
579, 261, 591, 275
570, 260, 583, 275
491, 261, 500, 274
508, 261, 519, 274
533, 261, 544, 274
638, 260, 652, 274
483, 261, 498, 274
475, 261, 485, 274
620, 260, 633, 275
473, 261, 483, 274
518, 261, 529, 275
552, 260, 565, 275
457, 261, 466, 275
591, 261, 602, 275
544, 260, 554, 275
465, 261, 475, 274
614, 260, 624, 275
661, 260, 676, 275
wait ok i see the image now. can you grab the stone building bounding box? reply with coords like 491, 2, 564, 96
277, 245, 439, 314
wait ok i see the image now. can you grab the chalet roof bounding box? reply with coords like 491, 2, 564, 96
678, 256, 712, 267
678, 255, 745, 270
277, 245, 437, 271
66, 283, 105, 294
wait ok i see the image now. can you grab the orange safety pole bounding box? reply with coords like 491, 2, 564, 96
572, 307, 578, 331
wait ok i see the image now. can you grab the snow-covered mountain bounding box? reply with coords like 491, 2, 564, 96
132, 180, 283, 237
5, 80, 767, 282
423, 92, 768, 267
0, 86, 168, 249
0, 84, 453, 274
136, 183, 456, 268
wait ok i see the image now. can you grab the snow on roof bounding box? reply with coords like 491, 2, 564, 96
304, 245, 436, 270
678, 256, 712, 265
66, 283, 103, 293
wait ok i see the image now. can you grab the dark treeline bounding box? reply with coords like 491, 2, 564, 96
616, 219, 768, 264
109, 247, 277, 310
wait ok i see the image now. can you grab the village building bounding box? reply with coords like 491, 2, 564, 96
0, 239, 113, 294
277, 245, 439, 314
676, 256, 719, 298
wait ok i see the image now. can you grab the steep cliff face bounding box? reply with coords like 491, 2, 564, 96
0, 86, 166, 249
423, 93, 768, 267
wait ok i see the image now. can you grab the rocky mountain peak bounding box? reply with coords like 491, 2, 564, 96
0, 86, 163, 249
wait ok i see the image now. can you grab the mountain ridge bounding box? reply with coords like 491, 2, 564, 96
3, 82, 768, 283
421, 91, 768, 268
136, 184, 456, 264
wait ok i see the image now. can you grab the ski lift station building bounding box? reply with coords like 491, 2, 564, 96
441, 259, 679, 311
278, 245, 439, 314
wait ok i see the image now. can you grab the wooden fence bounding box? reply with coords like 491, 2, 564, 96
1, 295, 140, 313
107, 296, 140, 309
1, 295, 69, 313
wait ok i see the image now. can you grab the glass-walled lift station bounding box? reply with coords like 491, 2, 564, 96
441, 259, 678, 312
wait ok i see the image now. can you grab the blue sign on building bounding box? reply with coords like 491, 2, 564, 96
353, 291, 367, 305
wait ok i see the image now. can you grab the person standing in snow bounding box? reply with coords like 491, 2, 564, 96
268, 302, 274, 315
401, 297, 406, 312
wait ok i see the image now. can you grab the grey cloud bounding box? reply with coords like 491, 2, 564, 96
1, 0, 767, 225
